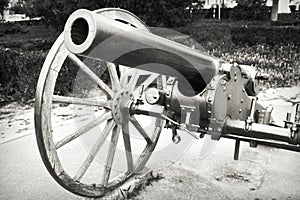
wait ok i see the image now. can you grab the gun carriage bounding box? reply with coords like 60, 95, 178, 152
34, 8, 300, 198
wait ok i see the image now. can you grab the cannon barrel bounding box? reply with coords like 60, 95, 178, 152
64, 9, 220, 93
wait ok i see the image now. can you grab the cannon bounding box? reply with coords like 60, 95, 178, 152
34, 8, 300, 198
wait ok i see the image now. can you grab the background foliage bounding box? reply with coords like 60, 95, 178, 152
1, 0, 300, 106
0, 48, 45, 106
230, 0, 270, 20
23, 0, 200, 29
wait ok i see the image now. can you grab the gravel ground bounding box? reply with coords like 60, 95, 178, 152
1, 86, 300, 199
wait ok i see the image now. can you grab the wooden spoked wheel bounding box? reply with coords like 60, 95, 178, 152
34, 9, 165, 198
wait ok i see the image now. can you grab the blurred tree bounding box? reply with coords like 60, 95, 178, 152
23, 0, 192, 30
231, 0, 270, 20
10, 0, 26, 14
0, 0, 9, 19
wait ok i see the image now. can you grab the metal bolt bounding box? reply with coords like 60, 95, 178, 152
242, 88, 245, 93
228, 94, 232, 100
223, 87, 226, 91
241, 99, 244, 103
234, 76, 237, 81
207, 97, 212, 103
239, 109, 242, 113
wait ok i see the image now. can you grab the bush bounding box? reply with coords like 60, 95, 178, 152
174, 23, 300, 89
25, 0, 193, 30
230, 0, 270, 21
0, 22, 28, 35
274, 13, 300, 26
0, 48, 45, 106
208, 43, 300, 88
231, 26, 300, 46
176, 21, 231, 47
0, 47, 112, 107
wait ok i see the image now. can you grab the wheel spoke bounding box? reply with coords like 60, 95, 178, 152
128, 70, 140, 90
101, 125, 121, 186
68, 53, 113, 98
53, 95, 111, 108
55, 112, 112, 149
134, 73, 160, 92
129, 116, 152, 144
107, 63, 120, 91
134, 126, 162, 172
74, 119, 115, 181
122, 122, 134, 172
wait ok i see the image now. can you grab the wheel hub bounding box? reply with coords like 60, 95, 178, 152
111, 89, 134, 124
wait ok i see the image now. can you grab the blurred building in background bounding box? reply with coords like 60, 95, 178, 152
203, 0, 298, 13
2, 0, 28, 21
289, 0, 300, 12
203, 0, 237, 9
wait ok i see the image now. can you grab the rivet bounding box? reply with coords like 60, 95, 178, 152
242, 88, 245, 93
239, 109, 242, 113
241, 99, 244, 103
207, 97, 212, 102
223, 87, 226, 91
228, 94, 232, 100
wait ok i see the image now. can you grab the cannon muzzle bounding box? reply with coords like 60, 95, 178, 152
64, 9, 220, 93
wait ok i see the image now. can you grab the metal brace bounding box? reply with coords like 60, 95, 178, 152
161, 114, 199, 140
245, 97, 257, 132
